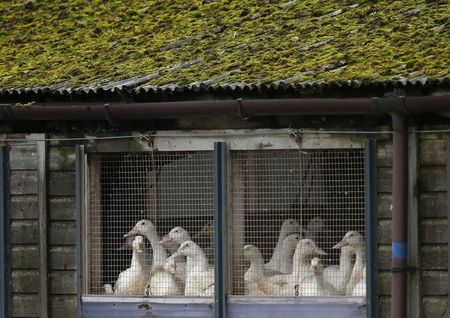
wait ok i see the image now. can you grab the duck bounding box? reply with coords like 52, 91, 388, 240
279, 233, 301, 274
173, 240, 214, 296
333, 231, 366, 296
323, 245, 354, 294
106, 236, 150, 295
264, 219, 300, 273
160, 227, 191, 281
125, 220, 182, 296
300, 257, 338, 296
243, 244, 267, 295
257, 238, 326, 296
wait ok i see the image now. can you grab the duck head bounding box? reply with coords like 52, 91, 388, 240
295, 238, 327, 256
333, 231, 364, 249
280, 219, 300, 236
243, 244, 263, 261
172, 240, 201, 258
124, 219, 156, 238
160, 226, 191, 245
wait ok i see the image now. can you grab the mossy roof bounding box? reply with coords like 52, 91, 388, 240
0, 0, 449, 91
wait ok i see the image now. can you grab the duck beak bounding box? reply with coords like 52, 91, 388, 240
332, 238, 347, 249
159, 235, 172, 244
124, 228, 138, 238
171, 251, 181, 258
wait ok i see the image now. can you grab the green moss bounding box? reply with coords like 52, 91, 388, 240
0, 0, 448, 89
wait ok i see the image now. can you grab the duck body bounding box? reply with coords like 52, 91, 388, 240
323, 246, 354, 294
300, 257, 338, 296
175, 240, 215, 296
243, 244, 267, 295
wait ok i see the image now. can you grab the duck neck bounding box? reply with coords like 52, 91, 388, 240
249, 258, 265, 275
292, 250, 309, 280
280, 244, 296, 272
186, 250, 209, 273
130, 249, 144, 269
354, 246, 366, 269
268, 232, 287, 266
339, 250, 353, 275
146, 232, 168, 267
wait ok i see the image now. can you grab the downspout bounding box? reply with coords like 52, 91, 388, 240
390, 112, 408, 318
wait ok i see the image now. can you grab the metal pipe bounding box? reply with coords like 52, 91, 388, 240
1, 96, 449, 121
390, 112, 408, 318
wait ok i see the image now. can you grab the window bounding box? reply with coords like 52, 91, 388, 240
79, 130, 371, 316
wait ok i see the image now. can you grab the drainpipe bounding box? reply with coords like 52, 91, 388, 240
390, 112, 408, 318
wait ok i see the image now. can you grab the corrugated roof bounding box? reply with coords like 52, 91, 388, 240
0, 0, 449, 95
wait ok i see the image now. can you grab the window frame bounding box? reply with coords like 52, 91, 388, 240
76, 129, 376, 318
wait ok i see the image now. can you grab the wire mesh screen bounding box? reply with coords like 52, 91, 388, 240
87, 152, 214, 296
230, 149, 366, 297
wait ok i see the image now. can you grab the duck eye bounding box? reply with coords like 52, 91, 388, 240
174, 229, 178, 233
141, 221, 145, 226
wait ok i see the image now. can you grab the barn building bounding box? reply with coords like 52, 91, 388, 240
0, 1, 449, 318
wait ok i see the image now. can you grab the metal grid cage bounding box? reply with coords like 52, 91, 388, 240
87, 152, 214, 296
230, 149, 366, 297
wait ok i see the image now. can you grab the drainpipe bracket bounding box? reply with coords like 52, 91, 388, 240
236, 99, 249, 120
103, 103, 126, 127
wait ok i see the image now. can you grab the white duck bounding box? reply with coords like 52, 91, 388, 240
243, 244, 267, 295
300, 257, 338, 296
172, 240, 214, 296
160, 227, 191, 281
264, 219, 300, 273
323, 245, 354, 294
333, 231, 366, 296
125, 220, 182, 296
104, 236, 150, 295
279, 233, 301, 274
257, 239, 326, 296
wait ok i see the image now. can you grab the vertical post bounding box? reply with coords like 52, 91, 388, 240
407, 130, 421, 318
0, 147, 10, 318
365, 139, 378, 318
390, 113, 408, 318
37, 135, 48, 318
214, 142, 227, 318
75, 145, 85, 318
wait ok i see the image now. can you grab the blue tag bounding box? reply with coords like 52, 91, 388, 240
392, 242, 407, 259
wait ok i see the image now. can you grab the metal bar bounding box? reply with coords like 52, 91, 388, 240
36, 135, 48, 318
75, 145, 85, 318
365, 139, 378, 318
407, 130, 421, 318
0, 146, 10, 318
214, 142, 228, 318
390, 113, 408, 318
